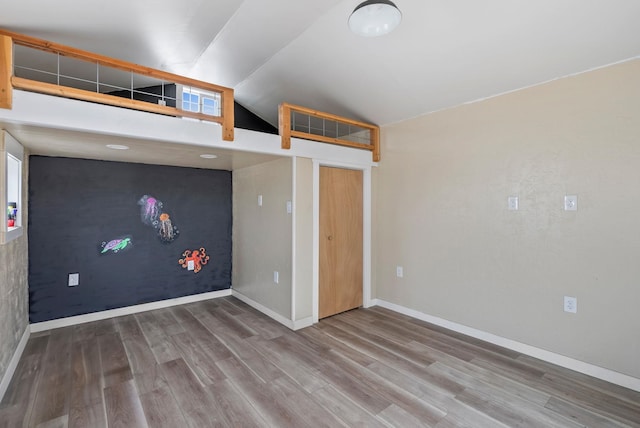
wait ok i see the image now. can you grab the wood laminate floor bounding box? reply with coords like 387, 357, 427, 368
1, 297, 639, 427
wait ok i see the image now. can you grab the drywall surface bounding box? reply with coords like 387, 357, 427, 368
294, 157, 313, 321
233, 158, 293, 319
0, 149, 28, 388
376, 59, 640, 378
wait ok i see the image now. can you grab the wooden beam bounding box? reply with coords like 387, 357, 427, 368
371, 126, 380, 162
0, 35, 12, 109
280, 102, 377, 132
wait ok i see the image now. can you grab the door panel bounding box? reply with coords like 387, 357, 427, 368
319, 166, 363, 319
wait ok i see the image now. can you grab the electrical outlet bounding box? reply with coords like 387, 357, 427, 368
273, 271, 279, 284
564, 195, 578, 211
396, 266, 403, 278
68, 273, 79, 287
563, 296, 577, 313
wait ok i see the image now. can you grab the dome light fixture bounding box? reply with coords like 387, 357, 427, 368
348, 0, 402, 37
199, 154, 218, 159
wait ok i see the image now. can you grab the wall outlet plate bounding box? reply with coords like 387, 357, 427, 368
68, 273, 79, 287
396, 266, 404, 278
564, 296, 577, 313
564, 195, 578, 211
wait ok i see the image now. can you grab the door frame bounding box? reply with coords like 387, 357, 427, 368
312, 159, 372, 323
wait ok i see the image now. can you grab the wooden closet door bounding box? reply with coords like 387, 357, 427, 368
319, 166, 363, 319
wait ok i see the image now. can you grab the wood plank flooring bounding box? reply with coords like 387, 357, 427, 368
1, 297, 639, 427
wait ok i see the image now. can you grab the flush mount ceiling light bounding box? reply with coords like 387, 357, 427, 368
348, 0, 402, 37
199, 154, 218, 159
105, 144, 129, 150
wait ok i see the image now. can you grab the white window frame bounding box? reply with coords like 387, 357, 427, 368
178, 85, 221, 117
1, 131, 24, 245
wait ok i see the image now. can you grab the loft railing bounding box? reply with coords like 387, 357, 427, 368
0, 29, 234, 141
279, 102, 380, 162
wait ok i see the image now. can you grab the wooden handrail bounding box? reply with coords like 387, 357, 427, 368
279, 102, 380, 161
0, 29, 234, 141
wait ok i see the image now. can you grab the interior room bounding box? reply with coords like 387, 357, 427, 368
1, 1, 639, 426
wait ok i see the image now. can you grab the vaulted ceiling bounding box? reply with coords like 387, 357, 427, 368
2, 0, 640, 128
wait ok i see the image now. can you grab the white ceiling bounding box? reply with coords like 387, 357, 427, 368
2, 0, 640, 145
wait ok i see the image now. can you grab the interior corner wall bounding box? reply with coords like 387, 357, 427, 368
232, 157, 292, 319
0, 149, 29, 387
28, 156, 232, 322
375, 59, 640, 379
294, 157, 313, 321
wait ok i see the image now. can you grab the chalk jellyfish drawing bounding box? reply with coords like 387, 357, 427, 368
178, 247, 210, 273
99, 236, 133, 254
138, 195, 163, 227
157, 213, 179, 243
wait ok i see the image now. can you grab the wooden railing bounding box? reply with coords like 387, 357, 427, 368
0, 29, 234, 141
279, 102, 380, 161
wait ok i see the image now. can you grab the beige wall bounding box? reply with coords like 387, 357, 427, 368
233, 157, 293, 319
294, 157, 313, 321
0, 144, 29, 388
376, 59, 640, 378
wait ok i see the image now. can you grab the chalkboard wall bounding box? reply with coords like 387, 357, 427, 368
28, 156, 232, 323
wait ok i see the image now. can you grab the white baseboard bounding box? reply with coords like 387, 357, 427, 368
374, 299, 640, 393
231, 290, 312, 331
0, 324, 30, 402
30, 289, 232, 333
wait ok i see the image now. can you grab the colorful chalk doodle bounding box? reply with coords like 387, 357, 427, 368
137, 195, 163, 227
99, 236, 133, 254
157, 213, 179, 243
178, 247, 209, 273
137, 194, 180, 244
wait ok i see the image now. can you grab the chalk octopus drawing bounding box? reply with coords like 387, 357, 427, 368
138, 195, 163, 227
99, 236, 133, 254
157, 213, 179, 243
178, 248, 210, 273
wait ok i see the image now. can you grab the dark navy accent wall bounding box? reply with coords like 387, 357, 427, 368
28, 156, 232, 323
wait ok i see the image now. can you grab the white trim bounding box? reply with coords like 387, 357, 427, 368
232, 289, 312, 330
0, 324, 30, 402
374, 299, 640, 392
30, 289, 231, 333
312, 159, 373, 322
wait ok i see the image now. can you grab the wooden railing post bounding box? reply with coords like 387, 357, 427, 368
0, 35, 12, 109
279, 103, 291, 149
371, 127, 380, 162
222, 88, 234, 141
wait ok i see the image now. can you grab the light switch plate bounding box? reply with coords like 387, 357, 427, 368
286, 201, 292, 214
258, 195, 263, 206
396, 266, 403, 278
508, 196, 519, 211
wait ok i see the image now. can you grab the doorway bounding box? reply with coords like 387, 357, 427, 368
319, 166, 363, 319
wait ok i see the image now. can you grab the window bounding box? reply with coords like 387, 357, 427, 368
1, 131, 24, 244
180, 87, 221, 117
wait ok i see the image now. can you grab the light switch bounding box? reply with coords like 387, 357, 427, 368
258, 195, 263, 206
508, 196, 519, 211
286, 201, 292, 214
